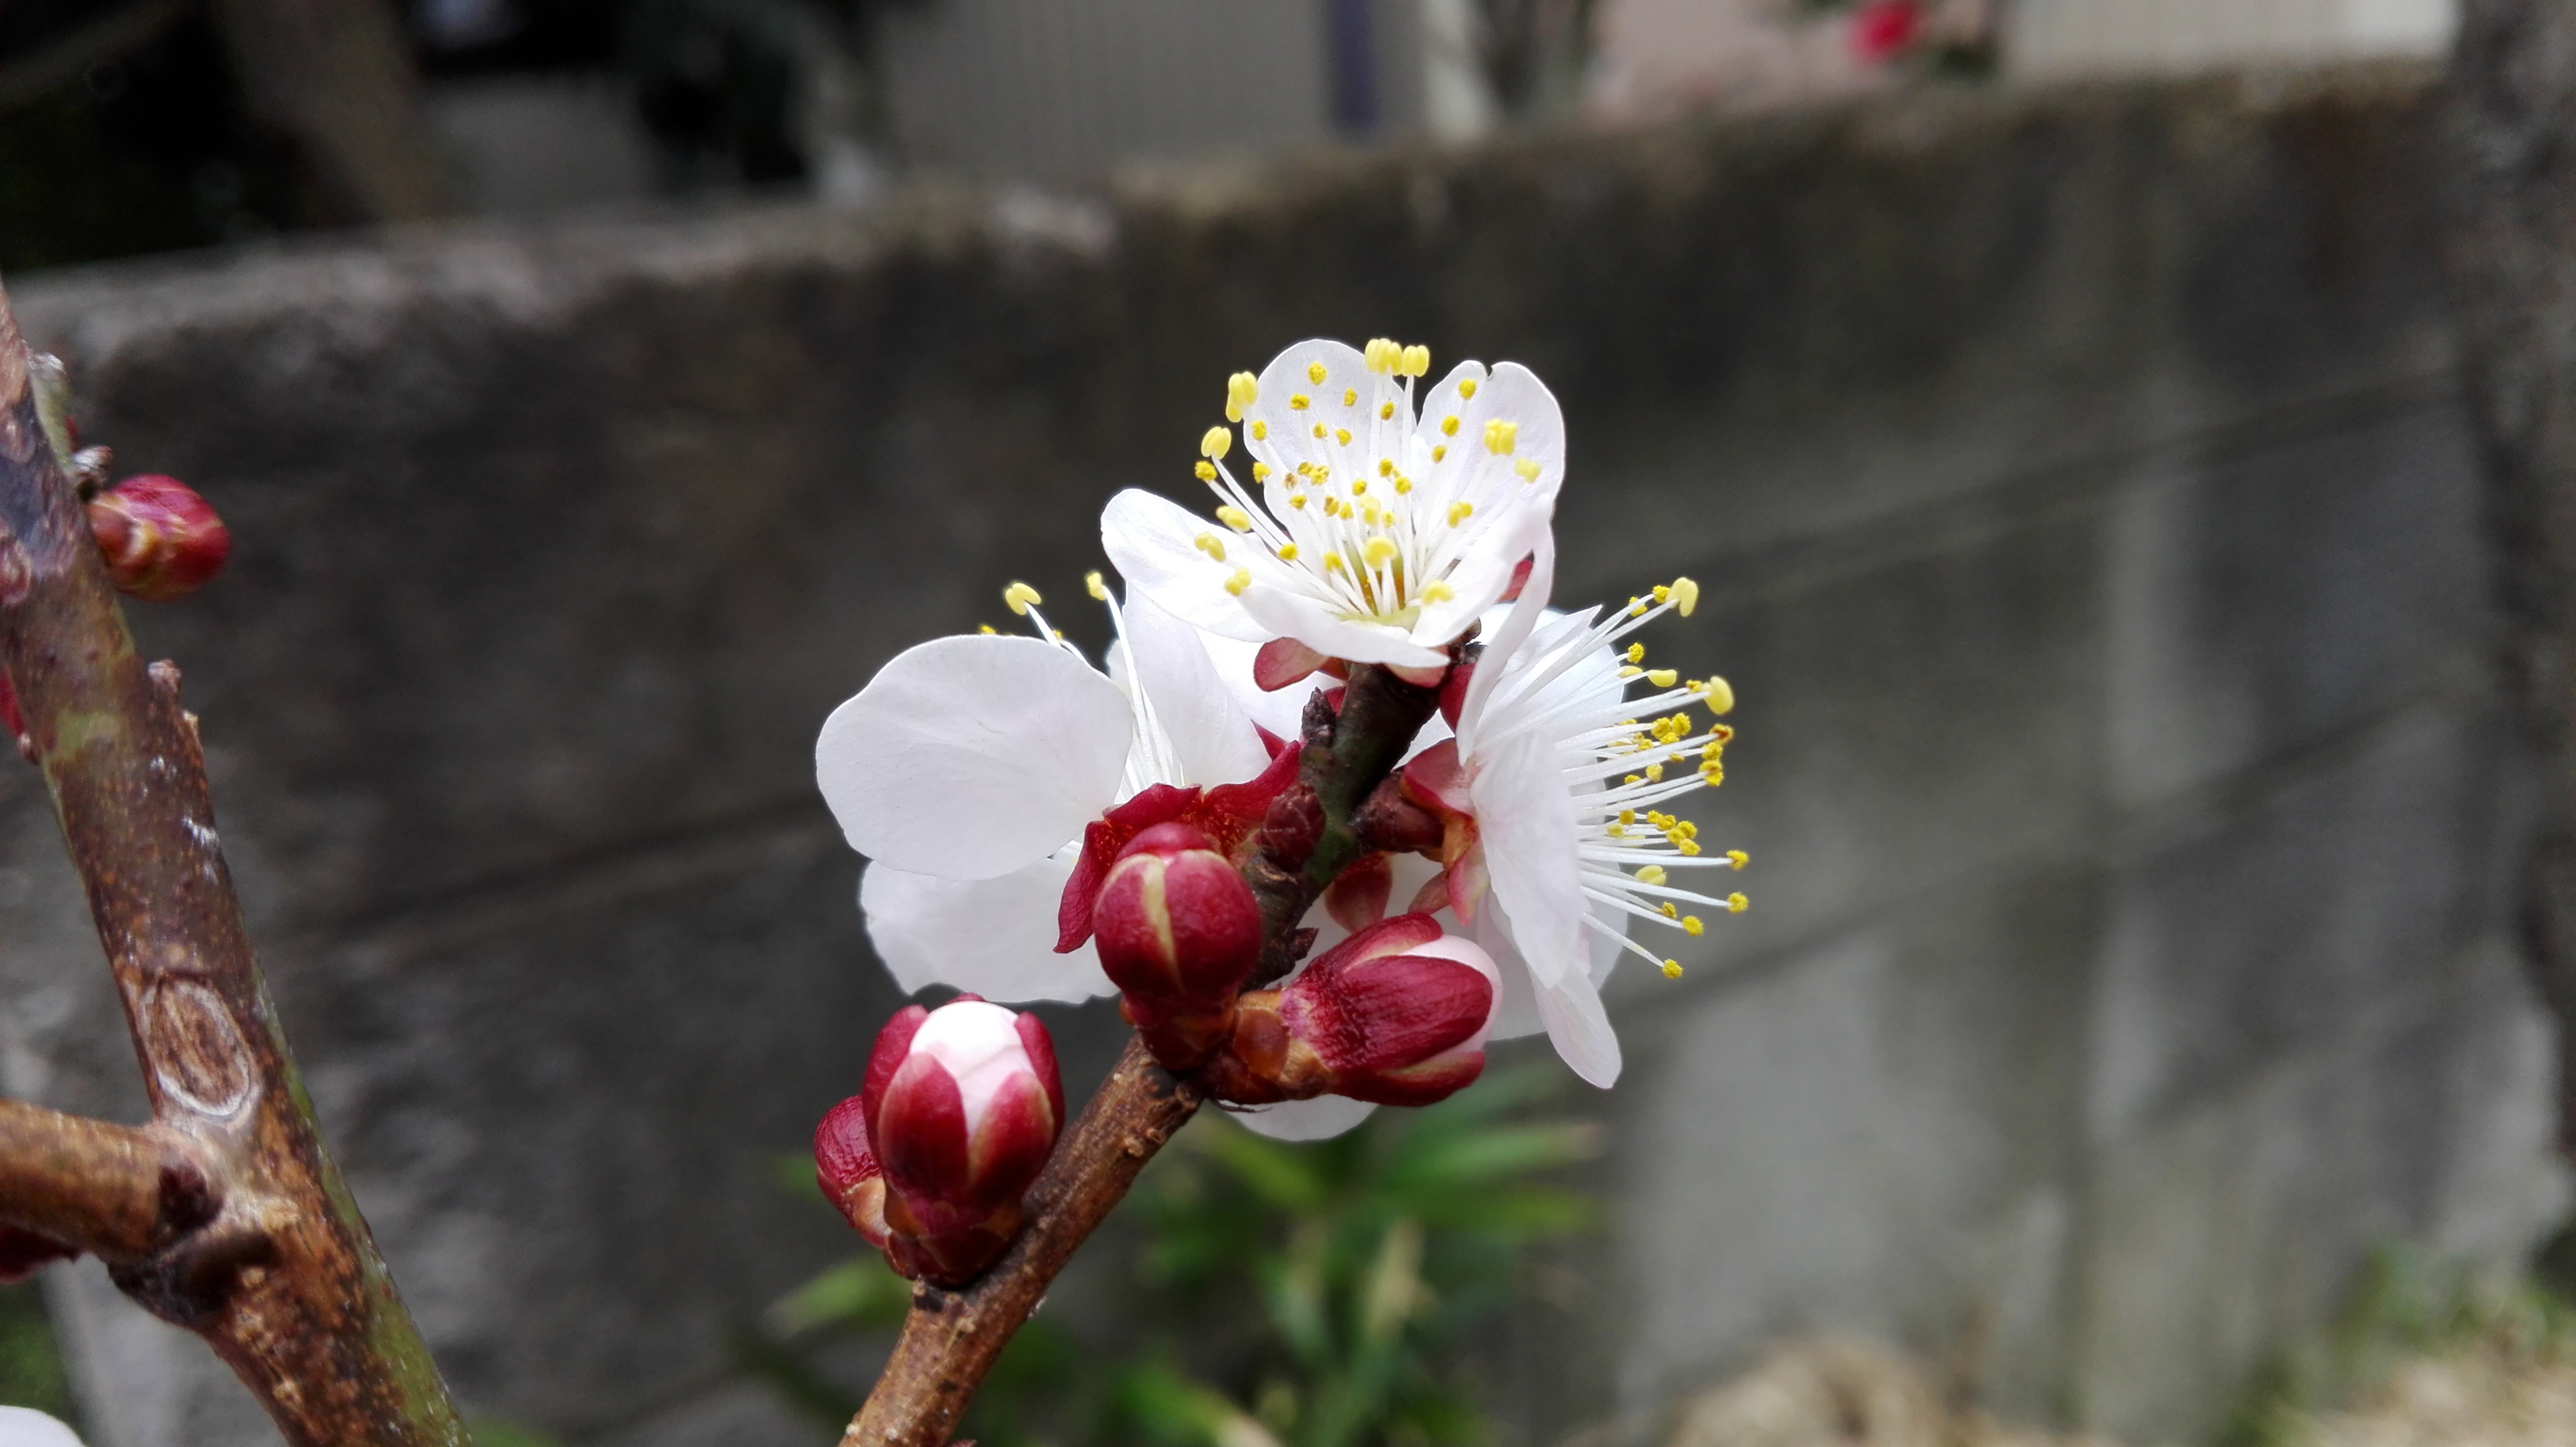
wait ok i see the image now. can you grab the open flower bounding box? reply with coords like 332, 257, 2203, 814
817, 577, 1286, 1003
1103, 337, 1564, 670
1400, 538, 1747, 1086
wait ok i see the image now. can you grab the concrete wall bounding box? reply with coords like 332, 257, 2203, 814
0, 61, 2557, 1447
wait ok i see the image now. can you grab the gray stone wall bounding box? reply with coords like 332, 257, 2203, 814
0, 61, 2557, 1447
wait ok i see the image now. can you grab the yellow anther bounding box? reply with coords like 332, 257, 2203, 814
1401, 344, 1430, 377
1393, 476, 1412, 494
1727, 850, 1749, 870
1440, 416, 1460, 437
1652, 585, 1671, 603
1194, 461, 1217, 482
1225, 568, 1252, 596
1289, 494, 1308, 510
1726, 893, 1749, 913
1635, 864, 1668, 886
1628, 597, 1648, 617
1669, 577, 1700, 617
1647, 669, 1677, 688
1194, 532, 1227, 561
1217, 505, 1254, 532
1421, 580, 1455, 603
1313, 424, 1327, 440
1619, 809, 1637, 826
1378, 458, 1395, 476
1277, 543, 1300, 561
1342, 388, 1357, 407
1336, 428, 1352, 446
1484, 419, 1518, 455
1625, 775, 1643, 786
1290, 394, 1311, 411
1701, 740, 1723, 763
1201, 426, 1232, 460
1608, 824, 1627, 838
1380, 401, 1395, 421
1308, 361, 1328, 385
1645, 763, 1664, 781
1683, 916, 1705, 936
1321, 497, 1339, 517
1658, 901, 1677, 919
1252, 461, 1272, 481
1432, 446, 1447, 463
1352, 479, 1368, 496
1700, 763, 1725, 785
1252, 421, 1269, 440
1661, 959, 1684, 979
1702, 676, 1735, 715
978, 623, 997, 634
1459, 377, 1479, 400
1625, 643, 1645, 663
1447, 501, 1474, 526
1364, 536, 1399, 567
1225, 370, 1258, 423
1086, 570, 1109, 600
1004, 582, 1042, 615
1677, 841, 1702, 856
1364, 339, 1395, 374
1515, 459, 1541, 482
1324, 551, 1347, 574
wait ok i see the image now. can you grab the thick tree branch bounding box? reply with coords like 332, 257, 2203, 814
846, 662, 1443, 1445
0, 1099, 211, 1261
0, 279, 466, 1445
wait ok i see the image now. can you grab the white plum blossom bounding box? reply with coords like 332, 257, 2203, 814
1406, 536, 1746, 1086
1103, 337, 1564, 670
0, 1411, 84, 1447
816, 578, 1274, 1003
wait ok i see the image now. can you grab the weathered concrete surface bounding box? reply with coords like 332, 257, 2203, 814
0, 60, 2556, 1446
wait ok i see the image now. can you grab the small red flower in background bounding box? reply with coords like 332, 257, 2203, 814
1851, 0, 1923, 63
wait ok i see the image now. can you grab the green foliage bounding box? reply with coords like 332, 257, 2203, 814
2221, 1245, 2576, 1447
754, 1067, 1598, 1447
0, 1280, 75, 1420
469, 1422, 574, 1447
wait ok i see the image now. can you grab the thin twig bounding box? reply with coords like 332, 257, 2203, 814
0, 1099, 209, 1261
0, 279, 466, 1446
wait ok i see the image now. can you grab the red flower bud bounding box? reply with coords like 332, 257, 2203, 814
857, 999, 1063, 1285
1850, 0, 1922, 62
812, 1095, 891, 1251
88, 476, 230, 601
1093, 823, 1263, 1067
1201, 913, 1499, 1108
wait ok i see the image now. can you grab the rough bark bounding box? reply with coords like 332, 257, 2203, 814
0, 279, 466, 1445
2451, 0, 2576, 1156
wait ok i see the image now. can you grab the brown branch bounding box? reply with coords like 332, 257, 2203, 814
845, 662, 1444, 1445
0, 1099, 213, 1261
0, 281, 466, 1444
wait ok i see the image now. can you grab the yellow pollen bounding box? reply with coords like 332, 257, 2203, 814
1252, 462, 1271, 481
1515, 458, 1541, 482
1662, 960, 1684, 979
1645, 763, 1664, 781
1225, 371, 1258, 422
1609, 824, 1627, 837
1670, 577, 1700, 616
1421, 580, 1455, 602
1225, 568, 1252, 596
1352, 479, 1368, 495
978, 623, 997, 634
1448, 501, 1473, 526
1484, 419, 1518, 455
1432, 445, 1447, 463
1308, 362, 1328, 385
1194, 533, 1227, 561
1313, 424, 1327, 440
1277, 543, 1300, 561
1364, 537, 1399, 567
1726, 893, 1749, 913
1380, 401, 1395, 421
1402, 344, 1430, 377
1336, 428, 1352, 445
1289, 494, 1308, 509
1678, 841, 1703, 856
1085, 571, 1108, 600
1683, 916, 1705, 936
1658, 901, 1676, 918
1394, 476, 1412, 494
1440, 416, 1460, 437
1364, 339, 1396, 374
1004, 582, 1042, 615
1625, 643, 1645, 663
1702, 676, 1736, 715
1378, 458, 1395, 476
1619, 667, 1642, 679
1217, 505, 1254, 531
1635, 864, 1668, 886
1647, 669, 1677, 688
1252, 420, 1269, 440
1201, 426, 1232, 460
1727, 850, 1749, 870
1290, 394, 1311, 411
1343, 388, 1357, 406
1325, 552, 1347, 574
1619, 809, 1636, 826
1460, 378, 1479, 399
1194, 461, 1217, 482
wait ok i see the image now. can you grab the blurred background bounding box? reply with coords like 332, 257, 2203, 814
0, 1, 2559, 1446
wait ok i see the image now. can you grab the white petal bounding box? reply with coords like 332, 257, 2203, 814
1239, 584, 1448, 667
1534, 969, 1622, 1088
1473, 897, 1547, 1040
0, 1410, 85, 1447
1123, 593, 1271, 786
1102, 489, 1269, 641
861, 859, 1117, 1003
819, 635, 1130, 880
1197, 629, 1321, 741
1412, 509, 1547, 654
1469, 728, 1585, 986
1233, 1094, 1380, 1140
1459, 532, 1556, 750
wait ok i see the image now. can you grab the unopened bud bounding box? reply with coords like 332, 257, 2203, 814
1094, 822, 1263, 1067
812, 1096, 890, 1251
1202, 913, 1499, 1108
88, 476, 230, 601
861, 999, 1064, 1286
